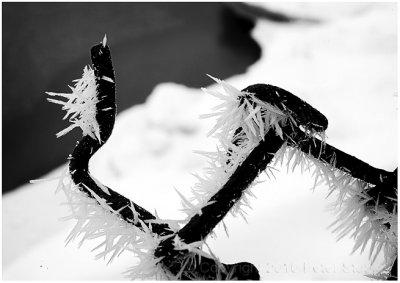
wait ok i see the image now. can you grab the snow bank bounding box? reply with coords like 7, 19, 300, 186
248, 2, 391, 21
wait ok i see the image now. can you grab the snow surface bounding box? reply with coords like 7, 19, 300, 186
2, 3, 397, 280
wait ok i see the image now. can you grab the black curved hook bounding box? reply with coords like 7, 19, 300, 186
69, 40, 171, 236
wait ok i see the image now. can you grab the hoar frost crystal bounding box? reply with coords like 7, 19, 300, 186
45, 37, 396, 280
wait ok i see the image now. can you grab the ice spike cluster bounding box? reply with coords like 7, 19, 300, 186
184, 76, 397, 278
48, 66, 396, 279
177, 75, 294, 224
47, 66, 101, 142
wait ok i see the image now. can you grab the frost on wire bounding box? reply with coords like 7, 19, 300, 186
183, 77, 396, 278
47, 66, 101, 142
45, 37, 396, 279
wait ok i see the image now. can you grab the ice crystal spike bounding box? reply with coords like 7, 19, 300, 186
46, 66, 101, 141
102, 34, 107, 47
242, 84, 328, 133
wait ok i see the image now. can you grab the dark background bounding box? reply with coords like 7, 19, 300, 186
2, 3, 261, 193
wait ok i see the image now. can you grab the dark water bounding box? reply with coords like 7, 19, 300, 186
2, 3, 261, 194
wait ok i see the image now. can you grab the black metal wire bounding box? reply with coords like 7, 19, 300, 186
65, 42, 397, 280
